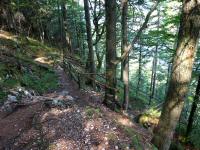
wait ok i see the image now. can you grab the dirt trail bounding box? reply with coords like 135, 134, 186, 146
0, 67, 152, 150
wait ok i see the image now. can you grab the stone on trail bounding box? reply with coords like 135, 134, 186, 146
66, 95, 74, 101
60, 91, 69, 96
7, 95, 17, 102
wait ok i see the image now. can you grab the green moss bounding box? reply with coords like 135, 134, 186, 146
21, 71, 58, 94
85, 106, 101, 119
0, 31, 60, 95
0, 90, 7, 104
2, 79, 20, 88
107, 132, 118, 142
145, 108, 161, 118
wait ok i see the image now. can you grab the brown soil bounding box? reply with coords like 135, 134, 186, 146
0, 68, 152, 150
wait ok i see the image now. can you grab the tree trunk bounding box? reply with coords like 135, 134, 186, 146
149, 10, 160, 105
186, 75, 200, 137
83, 0, 96, 88
136, 43, 142, 97
151, 1, 200, 149
165, 62, 172, 97
104, 0, 117, 110
93, 0, 105, 72
57, 0, 63, 46
61, 0, 73, 78
149, 44, 158, 105
61, 1, 72, 54
121, 0, 129, 111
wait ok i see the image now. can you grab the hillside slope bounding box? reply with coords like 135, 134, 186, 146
0, 31, 153, 150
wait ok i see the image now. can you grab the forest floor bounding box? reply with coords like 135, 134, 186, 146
0, 30, 153, 150
0, 67, 153, 150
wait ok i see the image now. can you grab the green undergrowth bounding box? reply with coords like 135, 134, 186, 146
0, 31, 60, 103
85, 106, 101, 119
0, 31, 61, 64
0, 60, 59, 101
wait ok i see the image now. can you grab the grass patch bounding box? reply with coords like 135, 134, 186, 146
0, 57, 59, 101
85, 106, 101, 119
107, 132, 118, 142
21, 71, 58, 94
0, 30, 60, 97
2, 79, 20, 88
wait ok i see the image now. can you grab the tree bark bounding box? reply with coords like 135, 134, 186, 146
104, 0, 117, 110
61, 0, 73, 78
151, 1, 200, 149
149, 9, 159, 104
149, 44, 158, 105
136, 43, 142, 97
92, 0, 105, 72
121, 0, 129, 111
61, 1, 72, 54
186, 75, 200, 137
83, 0, 96, 88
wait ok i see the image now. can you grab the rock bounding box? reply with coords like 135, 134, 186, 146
60, 91, 69, 96
2, 103, 13, 113
57, 65, 63, 70
66, 95, 74, 101
74, 96, 79, 99
9, 91, 19, 96
7, 95, 17, 102
52, 99, 59, 104
90, 125, 94, 130
135, 113, 159, 130
44, 98, 74, 108
24, 90, 32, 98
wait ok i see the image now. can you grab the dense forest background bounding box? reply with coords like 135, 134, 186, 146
0, 0, 200, 149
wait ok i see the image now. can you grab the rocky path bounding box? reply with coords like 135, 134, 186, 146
0, 67, 152, 150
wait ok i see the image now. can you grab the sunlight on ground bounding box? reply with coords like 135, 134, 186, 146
34, 57, 54, 65
49, 139, 76, 149
0, 30, 16, 40
117, 117, 133, 127
41, 108, 71, 122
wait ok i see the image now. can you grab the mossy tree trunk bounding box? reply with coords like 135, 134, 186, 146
151, 1, 200, 149
104, 0, 117, 110
121, 0, 129, 111
83, 0, 96, 88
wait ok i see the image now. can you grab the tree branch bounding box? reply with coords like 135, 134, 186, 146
112, 0, 160, 65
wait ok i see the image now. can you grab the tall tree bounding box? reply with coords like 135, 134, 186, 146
149, 10, 160, 105
61, 0, 74, 78
92, 0, 105, 72
136, 43, 142, 97
61, 0, 72, 54
104, 0, 117, 110
121, 0, 129, 111
83, 0, 96, 87
152, 1, 200, 149
186, 75, 200, 137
